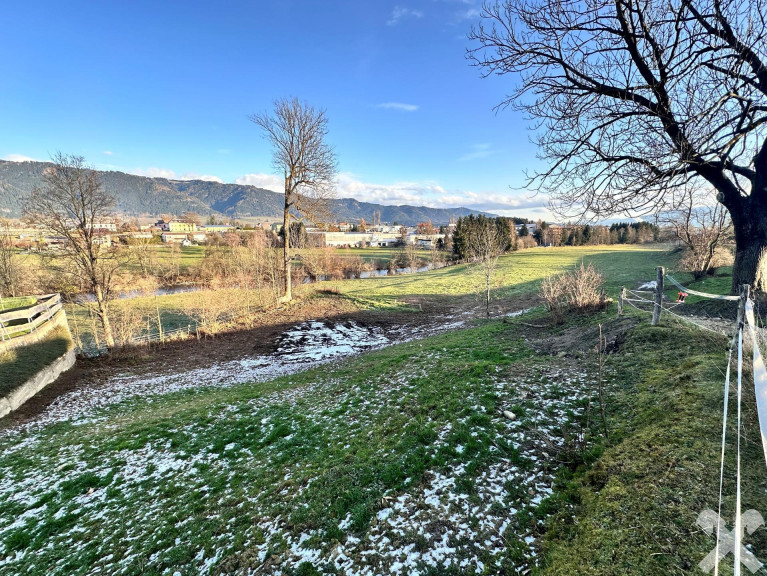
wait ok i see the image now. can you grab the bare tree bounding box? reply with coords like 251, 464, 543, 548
182, 211, 202, 226
467, 219, 507, 318
400, 240, 421, 272
23, 153, 124, 349
470, 0, 767, 292
251, 98, 337, 302
127, 235, 156, 277
430, 240, 444, 269
0, 219, 24, 298
664, 189, 733, 278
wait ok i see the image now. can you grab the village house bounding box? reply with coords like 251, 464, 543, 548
159, 220, 197, 233
415, 234, 444, 248
515, 223, 538, 235
161, 232, 191, 244
200, 224, 235, 233
93, 221, 118, 232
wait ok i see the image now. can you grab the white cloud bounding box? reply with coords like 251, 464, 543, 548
441, 0, 482, 22
183, 173, 223, 183
387, 6, 424, 25
131, 167, 176, 179
103, 150, 113, 156
2, 153, 36, 162
186, 173, 222, 183
230, 170, 553, 218
130, 167, 222, 183
333, 172, 551, 217
234, 173, 282, 192
376, 102, 419, 112
459, 143, 494, 161
336, 172, 445, 205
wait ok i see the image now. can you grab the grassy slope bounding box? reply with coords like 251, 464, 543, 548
3, 307, 761, 574
342, 245, 672, 305
540, 317, 767, 575
3, 245, 761, 574
0, 321, 587, 575
0, 323, 73, 397
0, 296, 36, 312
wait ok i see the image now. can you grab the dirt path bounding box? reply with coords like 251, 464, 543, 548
0, 292, 540, 433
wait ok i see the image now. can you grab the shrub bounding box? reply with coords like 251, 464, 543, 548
539, 262, 608, 323
679, 245, 733, 279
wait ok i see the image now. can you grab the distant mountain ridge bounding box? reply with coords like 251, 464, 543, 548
0, 160, 494, 225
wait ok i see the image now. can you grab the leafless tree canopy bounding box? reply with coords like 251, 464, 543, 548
251, 97, 337, 223
467, 219, 508, 318
469, 0, 767, 291
22, 153, 123, 348
250, 98, 337, 300
663, 188, 733, 277
0, 219, 24, 298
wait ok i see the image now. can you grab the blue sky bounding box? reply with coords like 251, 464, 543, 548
0, 0, 552, 219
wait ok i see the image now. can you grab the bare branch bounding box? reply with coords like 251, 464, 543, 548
469, 0, 767, 291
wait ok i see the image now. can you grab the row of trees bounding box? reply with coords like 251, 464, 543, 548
452, 215, 662, 258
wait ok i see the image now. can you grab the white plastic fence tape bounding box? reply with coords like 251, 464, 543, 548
665, 275, 741, 301
735, 327, 743, 576
714, 347, 733, 576
745, 300, 767, 469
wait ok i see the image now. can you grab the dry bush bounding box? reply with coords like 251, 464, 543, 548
188, 290, 231, 335
110, 305, 147, 347
198, 244, 230, 287
679, 244, 733, 279
301, 249, 347, 281
430, 243, 445, 268
109, 271, 158, 297
126, 274, 160, 296
517, 235, 538, 249
186, 289, 247, 336
343, 255, 368, 279
395, 245, 421, 271
539, 262, 608, 323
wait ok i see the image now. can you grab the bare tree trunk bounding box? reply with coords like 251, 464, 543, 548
94, 284, 115, 349
282, 189, 292, 302
732, 238, 767, 294
729, 194, 767, 294
486, 273, 491, 318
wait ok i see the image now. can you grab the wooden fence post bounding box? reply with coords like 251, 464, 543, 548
618, 286, 626, 316
651, 266, 665, 326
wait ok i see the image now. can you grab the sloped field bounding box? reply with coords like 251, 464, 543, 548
0, 321, 599, 575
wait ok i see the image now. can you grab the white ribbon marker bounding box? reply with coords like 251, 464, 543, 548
744, 300, 767, 469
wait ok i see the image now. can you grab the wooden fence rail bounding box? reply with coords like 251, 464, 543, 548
0, 294, 62, 341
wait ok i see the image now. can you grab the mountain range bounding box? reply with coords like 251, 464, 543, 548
0, 160, 494, 225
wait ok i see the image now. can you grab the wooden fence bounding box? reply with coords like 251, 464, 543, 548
0, 294, 63, 341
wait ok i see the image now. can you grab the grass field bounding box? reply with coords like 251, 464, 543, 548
1, 284, 764, 573
339, 245, 680, 305
0, 323, 72, 398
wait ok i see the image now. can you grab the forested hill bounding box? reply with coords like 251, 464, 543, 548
0, 160, 494, 225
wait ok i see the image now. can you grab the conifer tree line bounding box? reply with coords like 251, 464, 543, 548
452, 216, 660, 260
